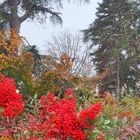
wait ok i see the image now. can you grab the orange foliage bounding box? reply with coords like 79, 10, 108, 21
103, 92, 117, 105
0, 137, 13, 140
55, 53, 72, 75
37, 53, 77, 95
73, 68, 111, 94
119, 111, 132, 119
0, 30, 112, 96
0, 29, 36, 95
0, 29, 20, 70
95, 68, 111, 81
4, 51, 36, 95
0, 73, 5, 81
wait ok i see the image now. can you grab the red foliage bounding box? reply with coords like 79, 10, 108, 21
0, 74, 24, 118
78, 102, 102, 129
0, 75, 102, 139
40, 88, 102, 140
98, 134, 106, 140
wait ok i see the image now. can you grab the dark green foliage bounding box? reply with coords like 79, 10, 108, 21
83, 0, 140, 95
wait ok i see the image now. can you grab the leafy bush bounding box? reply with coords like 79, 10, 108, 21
0, 74, 24, 118
0, 75, 102, 139
88, 94, 140, 139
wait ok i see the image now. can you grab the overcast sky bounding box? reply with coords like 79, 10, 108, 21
20, 0, 101, 53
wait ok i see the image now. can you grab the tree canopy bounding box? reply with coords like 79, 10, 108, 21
0, 0, 90, 33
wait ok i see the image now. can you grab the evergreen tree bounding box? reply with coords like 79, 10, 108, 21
84, 0, 140, 97
0, 0, 89, 33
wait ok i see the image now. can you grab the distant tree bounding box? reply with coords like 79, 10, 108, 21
47, 31, 94, 76
83, 0, 140, 97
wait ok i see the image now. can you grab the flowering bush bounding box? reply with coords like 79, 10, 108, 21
0, 76, 102, 139
39, 88, 102, 139
0, 74, 24, 118
89, 94, 140, 139
0, 74, 139, 139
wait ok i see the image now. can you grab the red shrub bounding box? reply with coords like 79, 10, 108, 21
40, 88, 102, 139
78, 102, 102, 129
0, 75, 102, 139
0, 74, 24, 118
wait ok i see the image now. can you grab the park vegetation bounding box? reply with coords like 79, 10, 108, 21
0, 0, 140, 139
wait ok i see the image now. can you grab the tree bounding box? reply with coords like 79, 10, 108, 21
83, 0, 140, 97
47, 31, 94, 76
0, 30, 20, 70
0, 0, 89, 34
0, 30, 37, 95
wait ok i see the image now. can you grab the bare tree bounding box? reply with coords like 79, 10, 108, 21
47, 31, 94, 76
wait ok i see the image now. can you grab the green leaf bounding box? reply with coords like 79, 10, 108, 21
93, 129, 102, 134
93, 134, 98, 140
67, 95, 73, 99
30, 99, 34, 105
99, 117, 105, 126
34, 93, 38, 100
102, 125, 111, 129
86, 118, 91, 125
108, 138, 115, 140
86, 118, 96, 125
0, 107, 4, 115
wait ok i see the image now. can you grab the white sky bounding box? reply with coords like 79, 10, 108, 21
20, 0, 101, 53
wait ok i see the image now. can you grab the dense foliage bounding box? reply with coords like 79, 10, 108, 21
0, 74, 139, 139
0, 75, 103, 139
0, 0, 140, 139
83, 0, 140, 97
0, 74, 24, 118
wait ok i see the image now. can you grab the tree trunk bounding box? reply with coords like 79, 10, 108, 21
116, 55, 120, 99
9, 0, 21, 34
9, 0, 22, 54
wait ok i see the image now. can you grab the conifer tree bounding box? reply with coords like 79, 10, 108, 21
84, 0, 140, 97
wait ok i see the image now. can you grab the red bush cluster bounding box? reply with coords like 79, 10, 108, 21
0, 74, 102, 139
0, 74, 24, 118
40, 88, 102, 139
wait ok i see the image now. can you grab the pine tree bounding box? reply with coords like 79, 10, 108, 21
84, 0, 140, 97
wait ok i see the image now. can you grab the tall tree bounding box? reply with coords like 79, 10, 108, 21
0, 0, 89, 34
84, 0, 140, 97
